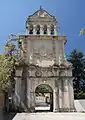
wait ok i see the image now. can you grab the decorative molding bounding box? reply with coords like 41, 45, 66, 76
35, 68, 42, 77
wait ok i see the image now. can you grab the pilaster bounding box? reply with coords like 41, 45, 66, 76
33, 25, 36, 35
58, 80, 63, 111
30, 78, 35, 112
54, 26, 57, 35
53, 88, 59, 112
40, 25, 43, 35
27, 78, 31, 110
47, 25, 50, 35
63, 79, 70, 111
69, 78, 75, 111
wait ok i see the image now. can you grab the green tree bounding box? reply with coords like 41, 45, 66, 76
35, 86, 49, 93
80, 28, 85, 35
0, 43, 16, 92
68, 49, 85, 99
0, 35, 24, 92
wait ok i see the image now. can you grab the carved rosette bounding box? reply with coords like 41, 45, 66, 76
35, 68, 42, 77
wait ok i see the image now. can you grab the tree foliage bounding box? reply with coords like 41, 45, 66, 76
80, 28, 85, 35
35, 86, 50, 93
0, 35, 24, 92
35, 85, 51, 96
68, 49, 85, 99
0, 44, 16, 91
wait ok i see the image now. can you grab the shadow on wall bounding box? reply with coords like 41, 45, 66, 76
0, 112, 16, 120
74, 100, 85, 112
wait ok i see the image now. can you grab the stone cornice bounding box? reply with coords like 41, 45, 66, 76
29, 76, 73, 79
20, 35, 66, 43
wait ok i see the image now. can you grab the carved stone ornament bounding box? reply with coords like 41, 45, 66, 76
35, 69, 42, 77
33, 44, 54, 59
59, 71, 66, 77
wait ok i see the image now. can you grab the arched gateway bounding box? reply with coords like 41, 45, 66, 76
35, 84, 53, 112
14, 7, 74, 112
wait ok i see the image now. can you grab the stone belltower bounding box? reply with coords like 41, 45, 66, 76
15, 7, 74, 112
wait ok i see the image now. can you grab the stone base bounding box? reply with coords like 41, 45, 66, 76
59, 108, 75, 112
70, 107, 76, 112
30, 107, 35, 113
53, 109, 59, 113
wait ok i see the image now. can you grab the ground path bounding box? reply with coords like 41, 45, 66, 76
13, 112, 85, 120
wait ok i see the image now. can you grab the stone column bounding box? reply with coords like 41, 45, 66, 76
26, 29, 28, 35
26, 24, 29, 35
30, 92, 35, 112
47, 25, 50, 35
30, 79, 35, 112
53, 88, 59, 112
15, 77, 22, 107
58, 80, 63, 111
33, 25, 36, 35
69, 78, 75, 111
40, 25, 43, 35
27, 78, 35, 112
15, 76, 27, 111
63, 79, 70, 111
54, 26, 57, 35
27, 78, 31, 110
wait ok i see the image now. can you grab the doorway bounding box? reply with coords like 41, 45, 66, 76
35, 84, 53, 112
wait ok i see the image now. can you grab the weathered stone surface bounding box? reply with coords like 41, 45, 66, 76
14, 8, 74, 112
13, 113, 85, 120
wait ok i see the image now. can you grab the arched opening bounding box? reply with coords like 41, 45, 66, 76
29, 24, 33, 34
36, 25, 40, 34
35, 84, 53, 112
43, 24, 47, 34
50, 24, 54, 35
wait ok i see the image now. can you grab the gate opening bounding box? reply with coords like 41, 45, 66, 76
35, 84, 53, 112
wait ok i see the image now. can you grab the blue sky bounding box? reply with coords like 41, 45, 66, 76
0, 0, 85, 55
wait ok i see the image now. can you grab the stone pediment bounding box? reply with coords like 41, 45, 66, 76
28, 7, 56, 20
